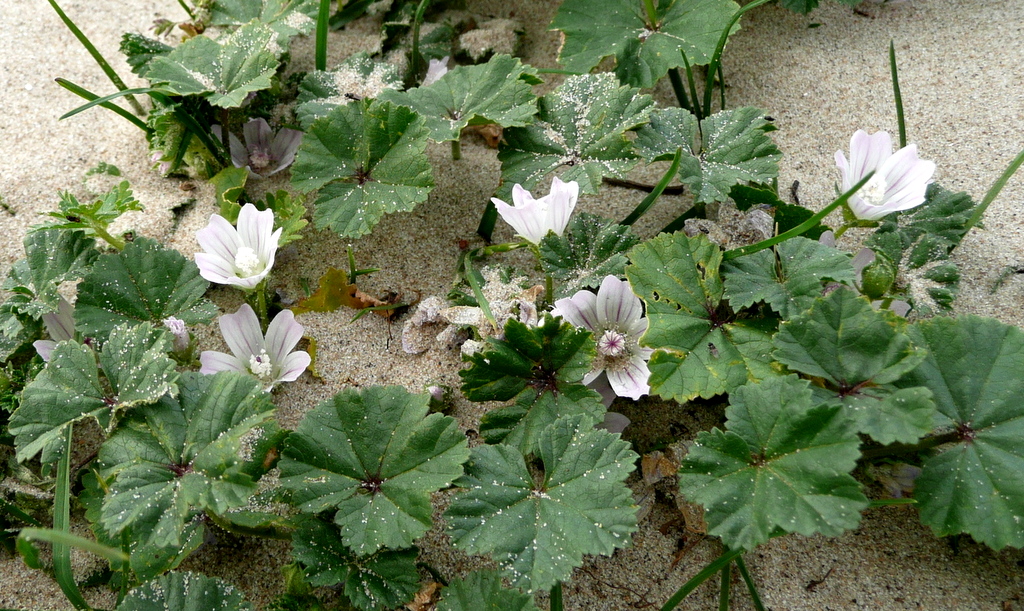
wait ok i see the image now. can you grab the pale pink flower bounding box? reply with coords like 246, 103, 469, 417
33, 296, 75, 362
212, 118, 302, 178
835, 130, 936, 221
199, 304, 310, 391
422, 56, 450, 86
491, 177, 579, 244
552, 275, 653, 400
195, 203, 281, 290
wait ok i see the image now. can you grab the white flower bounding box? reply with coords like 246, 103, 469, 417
195, 203, 282, 289
835, 130, 936, 221
212, 118, 303, 179
199, 304, 310, 392
422, 56, 450, 86
491, 177, 579, 244
552, 275, 653, 400
33, 296, 75, 362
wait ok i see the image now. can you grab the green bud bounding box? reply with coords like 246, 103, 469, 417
860, 252, 897, 300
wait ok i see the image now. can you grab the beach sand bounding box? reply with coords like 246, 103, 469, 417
2, 0, 1023, 608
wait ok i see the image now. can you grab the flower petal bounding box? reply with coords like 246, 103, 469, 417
849, 130, 892, 180
195, 252, 239, 284
33, 340, 56, 362
243, 118, 273, 151
267, 128, 303, 175
265, 309, 305, 363
276, 350, 311, 383
196, 213, 242, 264
606, 356, 651, 400
596, 276, 642, 328
546, 177, 579, 236
199, 350, 247, 374
219, 304, 265, 362
552, 290, 599, 331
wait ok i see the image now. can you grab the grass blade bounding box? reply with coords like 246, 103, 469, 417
53, 426, 91, 610
735, 555, 766, 611
621, 147, 683, 225
703, 0, 773, 118
316, 0, 330, 71
45, 0, 144, 115
19, 529, 129, 564
718, 561, 731, 611
661, 547, 744, 611
55, 79, 151, 133
889, 40, 906, 148
964, 146, 1024, 232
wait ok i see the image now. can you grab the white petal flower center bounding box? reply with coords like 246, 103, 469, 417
234, 246, 263, 277
248, 349, 274, 380
860, 173, 888, 208
598, 329, 628, 357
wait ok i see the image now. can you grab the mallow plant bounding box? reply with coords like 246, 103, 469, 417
4, 1, 1024, 611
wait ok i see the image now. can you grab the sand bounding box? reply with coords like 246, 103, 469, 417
2, 0, 1024, 609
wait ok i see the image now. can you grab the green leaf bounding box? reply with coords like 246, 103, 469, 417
260, 190, 308, 246
496, 73, 653, 200
446, 414, 638, 593
0, 299, 43, 362
211, 166, 249, 223
729, 185, 829, 239
437, 570, 539, 611
279, 386, 468, 555
539, 212, 640, 299
379, 54, 538, 143
2, 229, 97, 318
99, 372, 273, 549
292, 518, 420, 611
211, 0, 318, 43
722, 236, 856, 318
773, 289, 933, 444
867, 183, 977, 270
146, 22, 280, 108
551, 0, 740, 88
10, 323, 178, 463
295, 53, 404, 128
636, 107, 781, 204
895, 316, 1024, 550
291, 99, 434, 238
625, 233, 776, 401
678, 375, 867, 551
120, 33, 172, 77
117, 572, 253, 611
461, 316, 603, 452
75, 237, 217, 340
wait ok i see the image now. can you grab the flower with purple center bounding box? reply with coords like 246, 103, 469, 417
552, 275, 653, 400
195, 203, 282, 290
835, 129, 936, 221
199, 304, 310, 392
491, 176, 579, 244
212, 118, 303, 179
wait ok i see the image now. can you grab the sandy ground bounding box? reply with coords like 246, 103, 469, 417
2, 0, 1024, 609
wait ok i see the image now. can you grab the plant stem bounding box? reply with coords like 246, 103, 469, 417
315, 0, 330, 71
641, 0, 659, 28
175, 0, 195, 20
550, 582, 564, 611
603, 176, 686, 194
661, 547, 744, 611
451, 138, 462, 160
963, 145, 1024, 233
859, 430, 961, 460
46, 0, 144, 115
680, 51, 703, 122
717, 63, 727, 112
54, 426, 92, 610
723, 171, 875, 261
251, 279, 270, 331
889, 40, 907, 149
621, 147, 682, 225
703, 0, 773, 118
91, 223, 126, 251
667, 69, 692, 112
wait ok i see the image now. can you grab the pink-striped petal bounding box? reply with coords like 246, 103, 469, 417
276, 351, 311, 383
596, 276, 642, 328
196, 214, 242, 263
218, 304, 266, 362
199, 350, 247, 374
243, 118, 273, 151
606, 356, 651, 400
267, 128, 303, 175
265, 309, 305, 363
553, 290, 599, 331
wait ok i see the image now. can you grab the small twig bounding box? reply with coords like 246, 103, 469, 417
805, 566, 835, 592
603, 177, 686, 195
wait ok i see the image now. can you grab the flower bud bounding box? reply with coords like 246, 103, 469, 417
859, 252, 897, 300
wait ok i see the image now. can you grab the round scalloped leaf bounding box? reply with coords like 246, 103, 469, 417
7, 228, 97, 318
551, 0, 739, 88
437, 570, 539, 611
379, 54, 539, 142
773, 289, 934, 444
896, 315, 1024, 550
446, 414, 638, 592
291, 100, 434, 238
635, 107, 781, 204
678, 375, 867, 551
211, 0, 318, 43
538, 212, 640, 299
292, 518, 420, 611
99, 372, 274, 550
279, 386, 468, 555
625, 232, 776, 401
145, 22, 280, 107
116, 572, 252, 611
295, 53, 403, 128
496, 73, 652, 201
74, 237, 217, 341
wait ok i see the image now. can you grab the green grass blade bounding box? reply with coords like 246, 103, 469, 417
19, 529, 129, 564
477, 200, 498, 242
621, 147, 683, 225
1, 497, 43, 527
315, 0, 330, 71
680, 51, 702, 121
55, 79, 151, 133
661, 547, 744, 611
718, 562, 731, 611
889, 40, 906, 149
410, 0, 431, 80
735, 555, 766, 611
703, 0, 773, 118
550, 582, 564, 611
45, 0, 144, 115
175, 0, 195, 20
667, 68, 693, 112
53, 426, 92, 610
964, 145, 1024, 232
